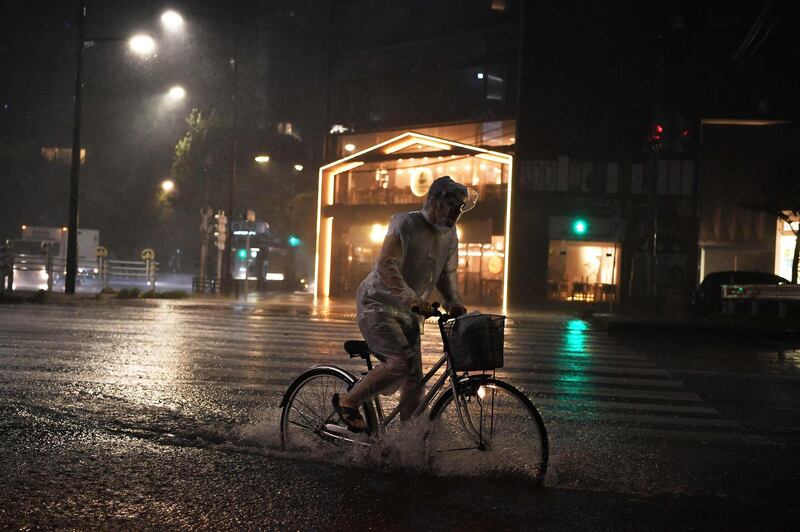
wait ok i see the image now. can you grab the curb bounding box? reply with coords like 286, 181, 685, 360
596, 316, 800, 342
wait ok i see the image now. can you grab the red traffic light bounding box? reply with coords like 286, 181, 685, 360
650, 123, 664, 142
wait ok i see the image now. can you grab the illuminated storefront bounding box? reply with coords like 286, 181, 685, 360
315, 126, 514, 309
545, 216, 621, 303
775, 216, 799, 281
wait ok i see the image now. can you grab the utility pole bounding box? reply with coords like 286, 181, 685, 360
649, 144, 661, 299
222, 39, 239, 296
66, 0, 86, 294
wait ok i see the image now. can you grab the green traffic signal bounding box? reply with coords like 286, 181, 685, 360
572, 219, 588, 235
288, 235, 301, 247
236, 248, 247, 260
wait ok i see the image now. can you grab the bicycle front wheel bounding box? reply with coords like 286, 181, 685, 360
428, 378, 548, 482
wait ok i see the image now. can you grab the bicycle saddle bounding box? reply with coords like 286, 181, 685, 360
344, 340, 371, 358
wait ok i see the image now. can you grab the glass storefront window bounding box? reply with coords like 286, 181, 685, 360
334, 156, 508, 206
547, 240, 619, 302
336, 222, 505, 306
456, 238, 505, 305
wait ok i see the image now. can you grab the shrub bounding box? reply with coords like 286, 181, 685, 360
141, 289, 189, 299
116, 288, 141, 299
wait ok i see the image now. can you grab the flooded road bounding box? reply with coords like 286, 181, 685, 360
1, 300, 798, 529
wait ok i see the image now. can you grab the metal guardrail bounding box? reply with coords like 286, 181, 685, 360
98, 257, 159, 290
721, 283, 800, 318
0, 245, 10, 292
1, 248, 158, 291
722, 284, 800, 301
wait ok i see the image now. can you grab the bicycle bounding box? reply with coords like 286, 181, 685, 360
279, 303, 549, 481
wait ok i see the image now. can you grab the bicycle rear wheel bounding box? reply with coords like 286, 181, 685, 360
280, 366, 375, 451
428, 378, 548, 482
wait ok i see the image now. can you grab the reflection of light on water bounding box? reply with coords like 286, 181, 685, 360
564, 319, 588, 355
119, 303, 185, 407
554, 320, 596, 420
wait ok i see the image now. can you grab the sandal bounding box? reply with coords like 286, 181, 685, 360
332, 393, 367, 433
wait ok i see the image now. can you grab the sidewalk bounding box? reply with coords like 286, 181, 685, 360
591, 312, 800, 342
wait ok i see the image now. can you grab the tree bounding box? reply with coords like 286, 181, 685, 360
157, 108, 225, 271
171, 108, 222, 206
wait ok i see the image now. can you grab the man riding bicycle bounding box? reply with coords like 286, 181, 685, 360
333, 176, 478, 432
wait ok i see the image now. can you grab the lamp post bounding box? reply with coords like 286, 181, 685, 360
221, 37, 240, 296
65, 0, 157, 293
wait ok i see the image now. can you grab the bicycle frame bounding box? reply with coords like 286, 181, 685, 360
365, 312, 487, 448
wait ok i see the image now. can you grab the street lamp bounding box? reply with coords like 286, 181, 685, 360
161, 179, 176, 193
128, 34, 156, 55
160, 10, 184, 32
167, 85, 186, 101
254, 155, 270, 163
65, 1, 158, 294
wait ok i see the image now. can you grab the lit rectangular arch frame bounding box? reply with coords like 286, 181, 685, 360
314, 161, 363, 299
314, 131, 513, 311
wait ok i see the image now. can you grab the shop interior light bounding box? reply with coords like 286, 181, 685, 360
370, 224, 388, 244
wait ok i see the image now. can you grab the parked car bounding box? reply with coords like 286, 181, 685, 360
692, 270, 791, 315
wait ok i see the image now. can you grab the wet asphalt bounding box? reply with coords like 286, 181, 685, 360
1, 300, 798, 530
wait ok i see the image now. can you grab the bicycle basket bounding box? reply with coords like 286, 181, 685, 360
443, 313, 505, 372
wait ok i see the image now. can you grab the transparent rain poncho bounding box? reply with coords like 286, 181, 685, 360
355, 176, 477, 315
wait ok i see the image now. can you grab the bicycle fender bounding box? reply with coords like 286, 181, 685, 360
279, 365, 359, 407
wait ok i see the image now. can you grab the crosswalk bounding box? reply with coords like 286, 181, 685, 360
1, 303, 779, 449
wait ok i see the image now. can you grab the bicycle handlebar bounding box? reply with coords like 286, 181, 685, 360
412, 301, 448, 319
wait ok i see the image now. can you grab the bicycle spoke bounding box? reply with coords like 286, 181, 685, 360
288, 419, 317, 432
435, 445, 482, 453
292, 396, 327, 423
291, 402, 320, 428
